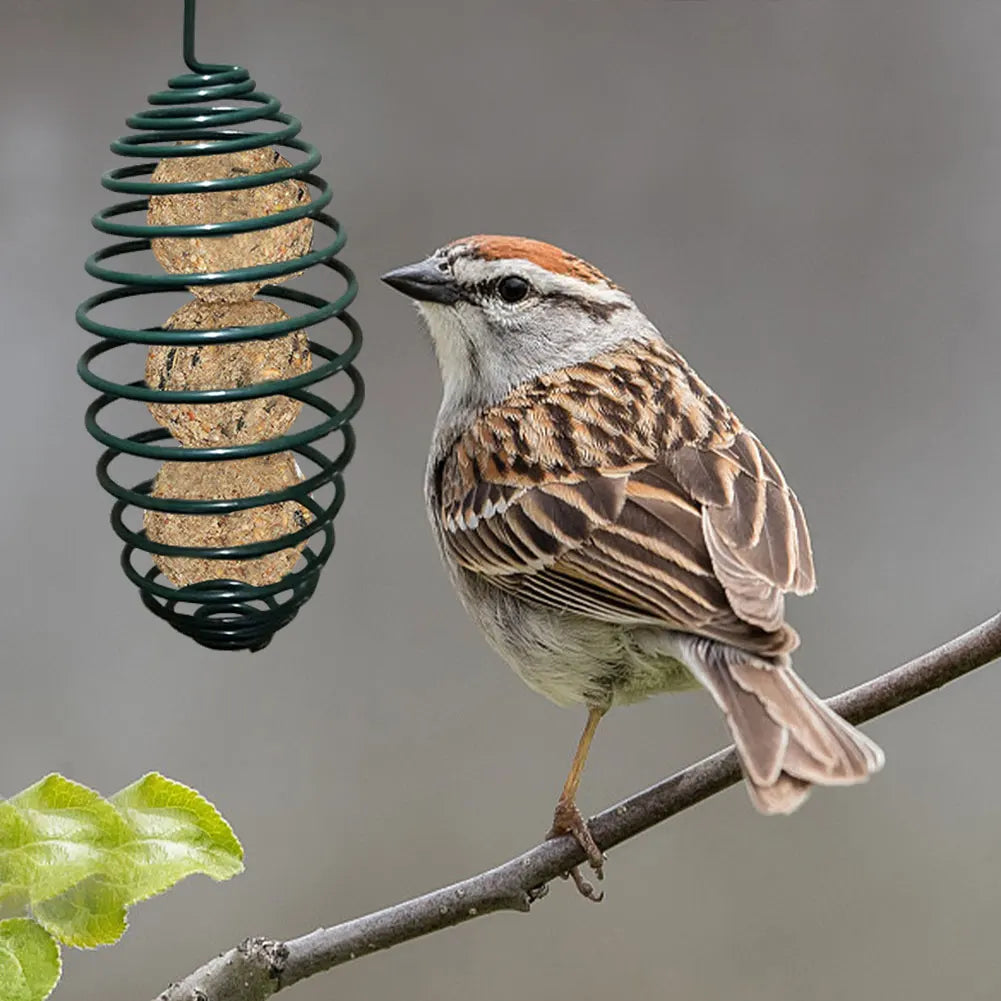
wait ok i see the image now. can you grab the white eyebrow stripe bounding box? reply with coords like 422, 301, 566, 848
452, 257, 631, 305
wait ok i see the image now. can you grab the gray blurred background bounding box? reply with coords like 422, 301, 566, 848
2, 1, 1000, 998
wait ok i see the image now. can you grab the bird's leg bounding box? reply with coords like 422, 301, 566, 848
547, 706, 607, 899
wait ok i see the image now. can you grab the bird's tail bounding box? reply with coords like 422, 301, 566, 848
682, 638, 884, 814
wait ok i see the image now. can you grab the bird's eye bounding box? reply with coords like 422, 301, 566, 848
497, 276, 530, 304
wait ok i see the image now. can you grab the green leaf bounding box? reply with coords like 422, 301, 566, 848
0, 773, 243, 949
0, 776, 132, 909
31, 877, 127, 949
0, 918, 61, 1001
111, 773, 244, 903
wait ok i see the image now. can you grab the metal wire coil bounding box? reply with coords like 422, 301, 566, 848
77, 0, 363, 651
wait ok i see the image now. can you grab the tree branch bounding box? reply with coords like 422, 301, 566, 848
155, 611, 1001, 1001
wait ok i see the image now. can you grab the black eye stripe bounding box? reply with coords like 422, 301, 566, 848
461, 276, 628, 320
467, 280, 495, 301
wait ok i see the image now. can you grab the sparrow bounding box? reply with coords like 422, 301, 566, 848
382, 235, 884, 898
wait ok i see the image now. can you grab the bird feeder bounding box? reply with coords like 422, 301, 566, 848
77, 0, 363, 651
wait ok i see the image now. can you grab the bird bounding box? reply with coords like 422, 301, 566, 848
382, 235, 884, 898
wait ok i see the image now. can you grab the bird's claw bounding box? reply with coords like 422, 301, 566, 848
548, 798, 606, 901
564, 865, 604, 901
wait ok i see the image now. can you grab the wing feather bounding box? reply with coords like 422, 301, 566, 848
671, 429, 815, 629
435, 338, 814, 656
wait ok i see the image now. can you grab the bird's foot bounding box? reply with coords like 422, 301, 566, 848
547, 798, 605, 902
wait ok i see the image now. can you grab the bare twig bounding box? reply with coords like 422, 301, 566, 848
156, 612, 1001, 1001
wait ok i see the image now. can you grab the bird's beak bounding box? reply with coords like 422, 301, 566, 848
381, 257, 461, 305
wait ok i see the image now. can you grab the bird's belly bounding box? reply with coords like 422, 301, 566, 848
458, 575, 701, 708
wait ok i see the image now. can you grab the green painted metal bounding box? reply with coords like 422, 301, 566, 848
77, 0, 363, 651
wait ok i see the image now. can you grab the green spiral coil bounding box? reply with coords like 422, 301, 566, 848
77, 0, 363, 652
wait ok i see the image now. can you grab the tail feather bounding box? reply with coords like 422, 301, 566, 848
745, 772, 812, 815
682, 638, 884, 814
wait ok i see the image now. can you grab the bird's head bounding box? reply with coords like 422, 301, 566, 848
382, 235, 657, 420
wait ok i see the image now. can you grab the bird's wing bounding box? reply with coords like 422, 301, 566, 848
435, 338, 814, 655
670, 426, 815, 629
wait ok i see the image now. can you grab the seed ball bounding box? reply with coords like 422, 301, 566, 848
146, 299, 311, 447
145, 453, 312, 588
148, 145, 313, 302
